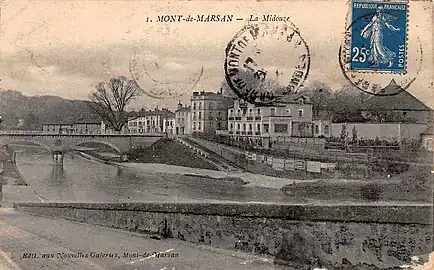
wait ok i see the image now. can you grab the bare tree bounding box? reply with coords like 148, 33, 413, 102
298, 81, 333, 118
88, 76, 142, 132
220, 80, 237, 98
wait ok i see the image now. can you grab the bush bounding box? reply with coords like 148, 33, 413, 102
360, 182, 383, 201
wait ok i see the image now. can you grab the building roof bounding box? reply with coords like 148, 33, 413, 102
191, 91, 222, 100
364, 80, 432, 111
227, 94, 312, 108
277, 94, 313, 105
42, 122, 74, 126
74, 121, 101, 125
132, 108, 175, 118
175, 106, 191, 113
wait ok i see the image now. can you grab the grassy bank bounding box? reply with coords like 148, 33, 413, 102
281, 166, 433, 202
129, 138, 219, 171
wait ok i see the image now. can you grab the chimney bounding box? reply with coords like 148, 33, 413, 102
177, 100, 182, 110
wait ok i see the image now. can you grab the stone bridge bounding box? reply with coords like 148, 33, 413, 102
0, 131, 165, 163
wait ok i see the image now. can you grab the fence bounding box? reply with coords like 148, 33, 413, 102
0, 130, 165, 137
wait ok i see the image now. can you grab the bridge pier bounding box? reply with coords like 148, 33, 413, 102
52, 151, 64, 166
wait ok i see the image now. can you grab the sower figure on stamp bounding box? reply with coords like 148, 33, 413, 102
360, 6, 400, 68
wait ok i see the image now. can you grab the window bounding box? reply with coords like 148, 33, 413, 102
243, 124, 246, 131
193, 112, 196, 120
193, 103, 196, 110
298, 109, 304, 117
198, 103, 202, 109
274, 124, 288, 133
315, 125, 319, 134
324, 125, 330, 135
237, 123, 240, 130
198, 122, 201, 130
257, 108, 261, 115
249, 108, 253, 115
263, 124, 269, 133
257, 123, 260, 131
209, 102, 213, 109
217, 122, 221, 129
198, 112, 202, 119
270, 108, 276, 116
230, 109, 233, 116
147, 120, 150, 125
237, 109, 241, 116
426, 139, 433, 151
298, 99, 304, 105
249, 124, 252, 131
286, 109, 291, 115
230, 123, 233, 130
193, 122, 196, 130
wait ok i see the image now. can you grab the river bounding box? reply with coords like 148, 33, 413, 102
13, 146, 301, 203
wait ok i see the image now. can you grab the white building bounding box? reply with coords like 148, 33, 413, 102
175, 102, 191, 135
191, 91, 229, 134
227, 95, 314, 139
127, 108, 174, 134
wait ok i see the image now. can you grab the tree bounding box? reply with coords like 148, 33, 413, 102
23, 112, 40, 130
340, 124, 347, 141
298, 81, 333, 118
328, 85, 368, 123
88, 76, 142, 132
363, 101, 417, 123
352, 126, 358, 142
220, 80, 237, 98
2, 113, 19, 128
223, 68, 286, 103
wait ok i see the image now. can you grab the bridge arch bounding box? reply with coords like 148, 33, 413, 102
4, 139, 52, 152
73, 140, 123, 154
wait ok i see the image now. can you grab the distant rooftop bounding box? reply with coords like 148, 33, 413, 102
132, 108, 175, 118
364, 80, 432, 111
191, 91, 222, 99
176, 106, 191, 113
227, 94, 312, 107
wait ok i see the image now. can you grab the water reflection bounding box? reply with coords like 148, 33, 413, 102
51, 166, 64, 181
13, 146, 299, 203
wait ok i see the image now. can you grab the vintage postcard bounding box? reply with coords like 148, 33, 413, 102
0, 0, 432, 269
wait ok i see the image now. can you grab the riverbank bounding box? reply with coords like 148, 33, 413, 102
1, 148, 44, 207
282, 166, 433, 203
76, 151, 249, 186
2, 148, 26, 186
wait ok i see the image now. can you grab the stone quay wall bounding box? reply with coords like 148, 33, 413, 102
13, 202, 433, 269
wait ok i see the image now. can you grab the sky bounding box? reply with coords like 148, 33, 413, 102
0, 0, 432, 110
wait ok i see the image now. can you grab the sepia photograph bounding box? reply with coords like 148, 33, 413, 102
0, 0, 432, 269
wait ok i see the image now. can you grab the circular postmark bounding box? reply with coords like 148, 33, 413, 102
129, 47, 204, 99
224, 22, 310, 106
339, 3, 423, 96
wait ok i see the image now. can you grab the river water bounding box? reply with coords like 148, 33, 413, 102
14, 146, 301, 203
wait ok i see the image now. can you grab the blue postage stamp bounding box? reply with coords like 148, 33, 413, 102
350, 1, 408, 73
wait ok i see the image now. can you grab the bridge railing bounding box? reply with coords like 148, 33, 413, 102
0, 130, 166, 136
0, 130, 43, 135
